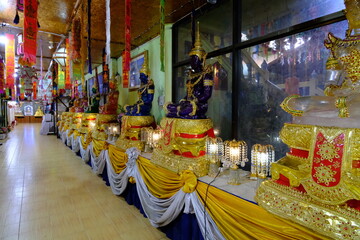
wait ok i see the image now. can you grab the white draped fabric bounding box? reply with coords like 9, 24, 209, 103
90, 149, 107, 174
61, 130, 68, 144
62, 137, 226, 240
67, 134, 73, 147
71, 136, 80, 153
79, 140, 91, 162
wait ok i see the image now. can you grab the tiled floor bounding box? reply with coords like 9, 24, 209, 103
0, 123, 168, 240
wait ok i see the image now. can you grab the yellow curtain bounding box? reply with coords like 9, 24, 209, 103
137, 156, 197, 199
196, 182, 328, 240
108, 145, 127, 174
92, 139, 107, 157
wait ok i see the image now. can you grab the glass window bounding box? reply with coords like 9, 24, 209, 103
175, 0, 233, 62
173, 53, 233, 140
242, 0, 345, 41
238, 20, 348, 160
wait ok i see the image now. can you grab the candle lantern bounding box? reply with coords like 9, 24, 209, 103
206, 137, 223, 177
149, 128, 163, 149
250, 144, 275, 179
141, 127, 153, 152
223, 139, 248, 185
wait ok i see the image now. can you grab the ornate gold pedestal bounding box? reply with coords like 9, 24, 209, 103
115, 115, 155, 151
92, 114, 117, 141
151, 117, 214, 177
256, 123, 360, 239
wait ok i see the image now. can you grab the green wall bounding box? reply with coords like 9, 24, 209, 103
85, 24, 172, 124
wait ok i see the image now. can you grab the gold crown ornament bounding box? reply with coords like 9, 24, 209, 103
140, 56, 150, 76
189, 22, 207, 60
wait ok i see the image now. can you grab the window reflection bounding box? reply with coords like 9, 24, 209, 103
242, 0, 345, 41
239, 20, 348, 160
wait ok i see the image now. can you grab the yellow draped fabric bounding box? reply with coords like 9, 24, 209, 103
196, 182, 328, 240
137, 156, 197, 199
80, 135, 90, 149
108, 145, 127, 174
92, 139, 108, 157
73, 130, 81, 139
67, 129, 74, 137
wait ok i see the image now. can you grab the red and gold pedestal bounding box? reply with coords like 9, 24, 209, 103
115, 115, 155, 151
151, 117, 215, 177
91, 114, 118, 141
256, 123, 360, 239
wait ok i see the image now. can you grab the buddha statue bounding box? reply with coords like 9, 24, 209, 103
124, 59, 154, 116
165, 22, 213, 119
100, 78, 119, 115
86, 84, 100, 113
34, 106, 44, 116
256, 1, 360, 238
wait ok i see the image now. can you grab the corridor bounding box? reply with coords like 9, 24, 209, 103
0, 124, 167, 240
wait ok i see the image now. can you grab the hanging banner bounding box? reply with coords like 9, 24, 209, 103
32, 80, 37, 100
5, 34, 15, 91
73, 62, 82, 97
19, 0, 38, 67
123, 0, 131, 88
58, 69, 65, 90
102, 49, 109, 94
71, 18, 81, 61
65, 38, 72, 89
87, 0, 92, 74
105, 0, 111, 65
160, 0, 165, 72
0, 58, 4, 94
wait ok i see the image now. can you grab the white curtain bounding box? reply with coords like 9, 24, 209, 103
61, 130, 68, 144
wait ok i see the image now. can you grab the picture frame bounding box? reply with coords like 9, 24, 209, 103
129, 51, 148, 91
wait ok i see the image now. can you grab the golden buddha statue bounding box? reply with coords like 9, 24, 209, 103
34, 106, 44, 116
256, 1, 360, 238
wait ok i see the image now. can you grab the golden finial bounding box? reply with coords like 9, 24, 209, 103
140, 57, 149, 76
344, 0, 360, 31
189, 22, 207, 60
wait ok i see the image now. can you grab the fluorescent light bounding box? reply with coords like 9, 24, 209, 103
0, 35, 8, 45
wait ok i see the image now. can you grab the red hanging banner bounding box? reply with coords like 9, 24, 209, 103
5, 34, 15, 92
123, 0, 131, 88
65, 38, 72, 89
0, 58, 4, 94
32, 81, 37, 100
19, 0, 38, 67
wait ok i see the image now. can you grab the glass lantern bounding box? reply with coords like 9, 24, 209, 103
223, 139, 248, 185
250, 144, 275, 179
206, 137, 223, 177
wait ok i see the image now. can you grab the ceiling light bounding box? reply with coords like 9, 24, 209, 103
0, 35, 8, 45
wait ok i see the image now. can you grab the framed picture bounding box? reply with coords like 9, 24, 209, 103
129, 51, 148, 90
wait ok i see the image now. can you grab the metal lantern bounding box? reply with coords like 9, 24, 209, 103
206, 137, 223, 177
250, 144, 275, 179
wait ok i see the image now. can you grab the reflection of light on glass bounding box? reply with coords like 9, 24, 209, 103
269, 40, 276, 50
213, 129, 220, 136
294, 37, 304, 49
241, 33, 248, 41
284, 38, 291, 51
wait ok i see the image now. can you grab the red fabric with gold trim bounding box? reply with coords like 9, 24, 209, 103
122, 0, 131, 88
20, 0, 38, 67
173, 150, 206, 158
5, 34, 15, 89
352, 160, 360, 168
65, 39, 71, 89
289, 148, 309, 159
32, 81, 37, 99
164, 120, 174, 146
311, 132, 344, 187
0, 58, 5, 94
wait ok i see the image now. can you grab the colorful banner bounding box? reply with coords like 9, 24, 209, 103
73, 62, 81, 97
123, 0, 131, 88
19, 0, 38, 67
0, 58, 4, 94
71, 18, 81, 61
5, 34, 15, 94
65, 38, 72, 89
32, 80, 37, 100
58, 69, 65, 90
160, 0, 165, 72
